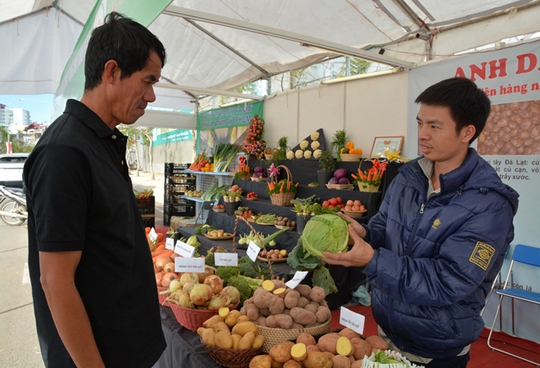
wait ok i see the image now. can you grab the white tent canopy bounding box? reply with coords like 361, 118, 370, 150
2, 0, 540, 128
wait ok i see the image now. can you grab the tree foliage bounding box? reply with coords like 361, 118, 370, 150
0, 126, 34, 154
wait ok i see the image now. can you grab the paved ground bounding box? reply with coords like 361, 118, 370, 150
0, 221, 43, 367
0, 170, 164, 367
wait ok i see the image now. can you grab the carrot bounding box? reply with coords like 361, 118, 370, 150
152, 249, 173, 260
154, 243, 166, 253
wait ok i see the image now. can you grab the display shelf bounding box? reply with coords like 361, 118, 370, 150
163, 163, 196, 226
183, 169, 235, 192
180, 195, 208, 203
184, 169, 235, 177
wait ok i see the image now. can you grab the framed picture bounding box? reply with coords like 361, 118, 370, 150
370, 136, 404, 158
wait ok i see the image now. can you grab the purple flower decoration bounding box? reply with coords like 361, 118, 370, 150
269, 163, 280, 178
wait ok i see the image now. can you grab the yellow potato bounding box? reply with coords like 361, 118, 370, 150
231, 321, 258, 336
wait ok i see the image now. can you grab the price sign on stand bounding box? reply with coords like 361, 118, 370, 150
175, 257, 205, 273
215, 253, 239, 267
339, 306, 365, 335
286, 271, 309, 289
165, 237, 175, 251
174, 239, 195, 258
148, 227, 158, 244
247, 241, 261, 262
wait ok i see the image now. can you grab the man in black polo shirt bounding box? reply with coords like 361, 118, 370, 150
23, 12, 166, 368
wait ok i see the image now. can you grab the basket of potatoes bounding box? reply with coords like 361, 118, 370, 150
239, 279, 332, 353
198, 308, 265, 368
249, 328, 394, 368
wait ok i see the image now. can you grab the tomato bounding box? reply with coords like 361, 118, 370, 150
322, 200, 329, 207
336, 197, 342, 204
328, 204, 334, 210
329, 198, 338, 206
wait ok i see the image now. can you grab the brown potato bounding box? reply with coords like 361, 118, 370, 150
283, 360, 302, 368
338, 327, 361, 340
269, 341, 294, 363
296, 332, 317, 346
350, 337, 372, 360
303, 351, 333, 368
317, 332, 340, 354
238, 331, 256, 349
365, 335, 388, 351
249, 354, 272, 368
231, 321, 258, 336
333, 355, 352, 368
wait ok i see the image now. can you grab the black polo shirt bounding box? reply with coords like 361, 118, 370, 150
24, 99, 166, 368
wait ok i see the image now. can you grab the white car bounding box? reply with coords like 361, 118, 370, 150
0, 153, 29, 188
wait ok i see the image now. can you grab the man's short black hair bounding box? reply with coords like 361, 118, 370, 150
415, 77, 491, 144
84, 12, 166, 90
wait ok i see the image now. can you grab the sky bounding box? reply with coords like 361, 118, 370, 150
0, 94, 55, 125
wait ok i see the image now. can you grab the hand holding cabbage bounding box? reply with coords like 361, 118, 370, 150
288, 213, 373, 295
321, 224, 375, 268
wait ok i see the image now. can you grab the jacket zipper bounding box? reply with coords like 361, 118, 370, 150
406, 202, 425, 255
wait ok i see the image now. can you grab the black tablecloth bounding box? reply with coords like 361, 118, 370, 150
156, 306, 219, 368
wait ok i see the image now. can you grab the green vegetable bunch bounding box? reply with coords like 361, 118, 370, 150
331, 129, 348, 162
287, 239, 338, 296
226, 275, 264, 306
196, 224, 216, 235
291, 195, 321, 215
213, 143, 241, 172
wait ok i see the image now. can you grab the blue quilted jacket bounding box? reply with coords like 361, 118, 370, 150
364, 148, 519, 359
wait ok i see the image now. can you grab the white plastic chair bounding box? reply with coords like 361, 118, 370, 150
486, 244, 540, 366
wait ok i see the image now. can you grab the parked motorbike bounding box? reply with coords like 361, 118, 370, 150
0, 186, 28, 226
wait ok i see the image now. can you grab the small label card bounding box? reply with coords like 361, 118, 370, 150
215, 252, 239, 267
165, 237, 175, 251
286, 271, 309, 289
148, 228, 158, 244
247, 241, 261, 262
339, 306, 365, 335
174, 239, 195, 258
175, 257, 205, 273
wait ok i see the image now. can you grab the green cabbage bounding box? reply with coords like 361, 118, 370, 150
300, 214, 349, 257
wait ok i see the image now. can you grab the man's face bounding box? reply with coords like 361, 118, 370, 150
417, 104, 472, 169
111, 51, 162, 126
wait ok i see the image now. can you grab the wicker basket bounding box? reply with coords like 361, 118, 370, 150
326, 183, 354, 191
341, 153, 362, 162
201, 340, 263, 368
342, 209, 367, 218
157, 286, 168, 304
250, 176, 268, 182
269, 165, 296, 206
257, 319, 331, 353
164, 301, 219, 332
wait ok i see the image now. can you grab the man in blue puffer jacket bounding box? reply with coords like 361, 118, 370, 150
323, 77, 519, 367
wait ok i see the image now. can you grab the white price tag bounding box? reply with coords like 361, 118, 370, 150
175, 257, 205, 273
339, 306, 365, 335
247, 241, 261, 262
174, 239, 195, 258
286, 271, 309, 289
215, 252, 238, 267
165, 237, 175, 251
148, 227, 158, 244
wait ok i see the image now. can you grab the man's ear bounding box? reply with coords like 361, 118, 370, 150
103, 60, 120, 84
462, 125, 476, 143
